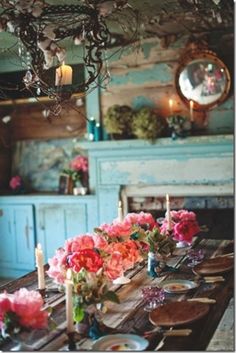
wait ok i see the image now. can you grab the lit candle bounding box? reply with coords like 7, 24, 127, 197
35, 243, 45, 290
190, 100, 194, 122
65, 269, 74, 334
166, 194, 172, 231
55, 63, 73, 86
118, 200, 123, 222
169, 99, 173, 116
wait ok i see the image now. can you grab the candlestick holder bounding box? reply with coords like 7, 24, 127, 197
67, 332, 77, 351
37, 288, 48, 301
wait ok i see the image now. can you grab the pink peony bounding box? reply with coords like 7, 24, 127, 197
99, 220, 132, 239
104, 252, 124, 280
11, 288, 48, 329
0, 288, 48, 331
174, 220, 201, 243
106, 240, 142, 271
9, 175, 22, 190
0, 293, 12, 329
47, 247, 68, 284
65, 234, 95, 253
70, 155, 88, 173
124, 211, 158, 230
68, 249, 104, 273
92, 234, 108, 250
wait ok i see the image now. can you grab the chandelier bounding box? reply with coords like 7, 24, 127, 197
0, 0, 139, 117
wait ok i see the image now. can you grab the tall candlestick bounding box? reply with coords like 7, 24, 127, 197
35, 243, 45, 290
166, 194, 172, 231
118, 200, 123, 222
55, 63, 73, 86
190, 100, 194, 122
65, 269, 74, 334
169, 99, 173, 116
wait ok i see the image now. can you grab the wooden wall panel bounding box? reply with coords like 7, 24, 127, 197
9, 102, 86, 141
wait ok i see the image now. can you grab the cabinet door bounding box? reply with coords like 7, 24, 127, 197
0, 205, 35, 277
37, 204, 87, 262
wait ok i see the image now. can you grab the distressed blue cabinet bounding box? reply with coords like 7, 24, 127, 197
36, 203, 88, 262
0, 204, 35, 278
0, 195, 98, 278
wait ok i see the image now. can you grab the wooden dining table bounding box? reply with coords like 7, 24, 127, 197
0, 237, 234, 351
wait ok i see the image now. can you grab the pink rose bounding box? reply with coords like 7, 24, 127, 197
70, 156, 88, 173
9, 175, 22, 190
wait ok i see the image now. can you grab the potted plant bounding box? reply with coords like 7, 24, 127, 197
103, 105, 134, 139
132, 107, 165, 141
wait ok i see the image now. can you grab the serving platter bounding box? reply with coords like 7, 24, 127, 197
159, 279, 199, 293
193, 256, 234, 275
149, 301, 210, 327
92, 334, 149, 351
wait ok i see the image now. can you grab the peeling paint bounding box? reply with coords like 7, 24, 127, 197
109, 63, 172, 86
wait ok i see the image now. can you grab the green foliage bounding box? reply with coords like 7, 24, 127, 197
103, 105, 133, 135
146, 227, 176, 255
62, 168, 81, 182
100, 291, 120, 304
132, 107, 165, 141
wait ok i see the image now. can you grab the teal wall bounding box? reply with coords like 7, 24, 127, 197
4, 34, 234, 192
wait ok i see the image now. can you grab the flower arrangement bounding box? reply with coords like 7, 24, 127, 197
95, 211, 176, 259
166, 115, 191, 139
63, 155, 88, 187
9, 175, 24, 194
47, 234, 121, 325
0, 288, 51, 338
160, 209, 202, 245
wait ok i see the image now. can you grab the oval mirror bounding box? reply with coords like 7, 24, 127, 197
175, 50, 231, 110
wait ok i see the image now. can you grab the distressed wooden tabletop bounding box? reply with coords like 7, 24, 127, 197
0, 237, 234, 351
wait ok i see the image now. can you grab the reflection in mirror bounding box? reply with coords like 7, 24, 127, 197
176, 50, 231, 110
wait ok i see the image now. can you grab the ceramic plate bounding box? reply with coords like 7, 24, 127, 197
193, 256, 234, 275
159, 279, 199, 293
92, 334, 149, 351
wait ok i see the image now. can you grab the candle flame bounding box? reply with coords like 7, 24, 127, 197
166, 194, 169, 201
190, 100, 194, 108
37, 243, 42, 250
169, 99, 173, 107
118, 200, 122, 207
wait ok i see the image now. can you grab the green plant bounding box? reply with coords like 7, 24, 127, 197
132, 107, 165, 141
103, 105, 133, 136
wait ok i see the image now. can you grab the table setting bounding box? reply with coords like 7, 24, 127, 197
0, 195, 234, 351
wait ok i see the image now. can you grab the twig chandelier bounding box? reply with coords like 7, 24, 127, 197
0, 0, 139, 116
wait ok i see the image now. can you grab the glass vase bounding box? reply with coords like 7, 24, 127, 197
147, 252, 166, 278
75, 304, 106, 340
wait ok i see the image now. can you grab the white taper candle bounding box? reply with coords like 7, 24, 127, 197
35, 243, 46, 290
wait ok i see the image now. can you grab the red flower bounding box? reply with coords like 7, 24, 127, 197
174, 220, 201, 243
68, 249, 103, 273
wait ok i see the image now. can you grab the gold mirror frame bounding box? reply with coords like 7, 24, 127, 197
175, 48, 231, 111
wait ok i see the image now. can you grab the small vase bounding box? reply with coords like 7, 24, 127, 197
147, 252, 166, 278
9, 331, 36, 351
75, 304, 106, 340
